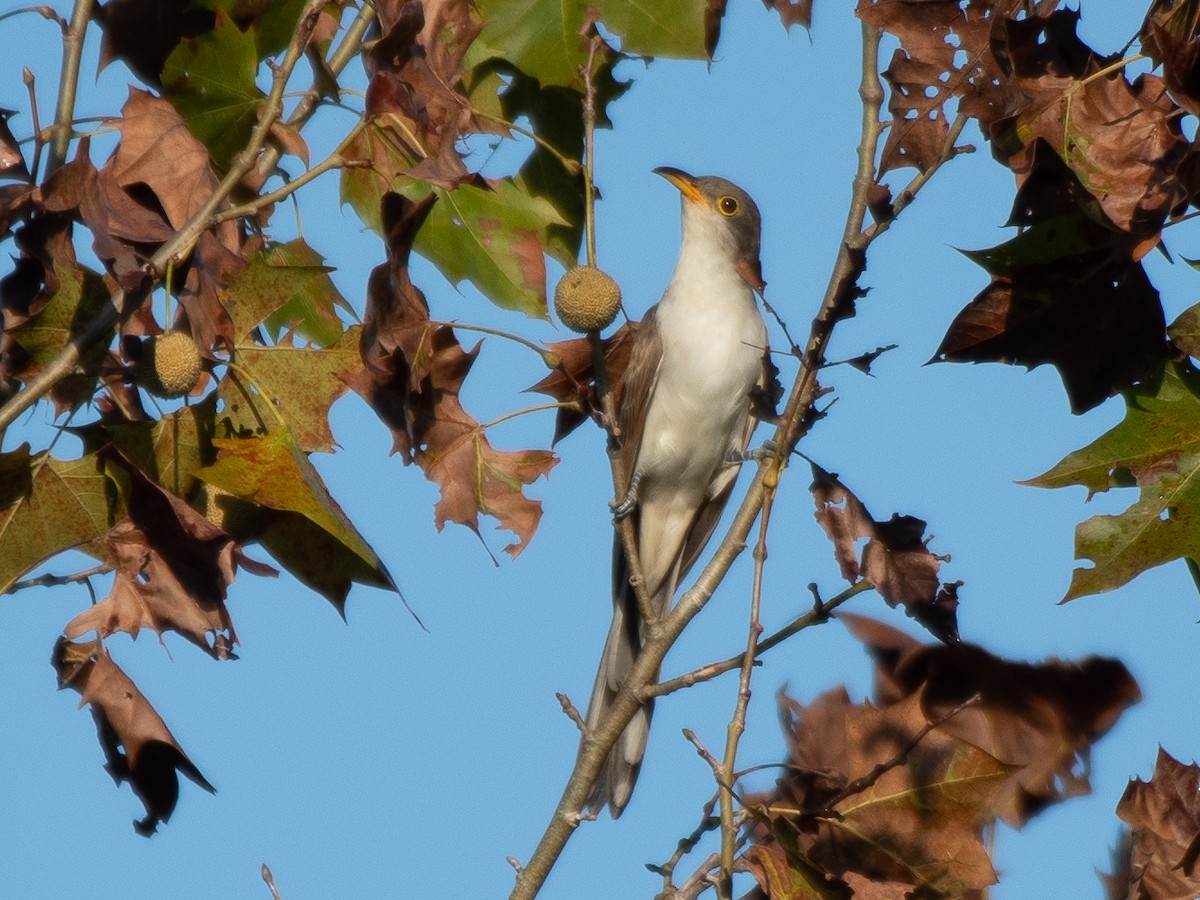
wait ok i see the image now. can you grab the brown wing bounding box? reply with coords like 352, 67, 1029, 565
614, 305, 664, 495
676, 344, 772, 581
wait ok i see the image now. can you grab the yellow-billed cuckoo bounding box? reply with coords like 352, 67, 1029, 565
584, 168, 770, 817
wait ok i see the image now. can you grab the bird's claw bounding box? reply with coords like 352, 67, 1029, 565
609, 473, 642, 521
725, 439, 778, 466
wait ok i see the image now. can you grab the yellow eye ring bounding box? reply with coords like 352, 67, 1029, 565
718, 195, 739, 216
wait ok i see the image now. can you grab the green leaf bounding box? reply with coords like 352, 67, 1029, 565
500, 68, 628, 267
161, 7, 264, 166
405, 178, 565, 317
8, 263, 112, 369
593, 0, 710, 60
1027, 362, 1200, 599
75, 397, 217, 499
0, 446, 112, 594
261, 240, 354, 347
220, 327, 361, 453
475, 0, 592, 88
194, 430, 394, 607
195, 0, 308, 57
220, 242, 344, 345
476, 0, 710, 87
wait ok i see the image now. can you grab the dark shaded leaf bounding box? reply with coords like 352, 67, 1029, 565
844, 614, 1140, 825
53, 637, 215, 836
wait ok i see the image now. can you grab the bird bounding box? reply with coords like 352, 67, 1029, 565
583, 167, 770, 817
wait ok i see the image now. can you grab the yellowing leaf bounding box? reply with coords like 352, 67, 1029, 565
0, 446, 111, 594
219, 327, 361, 453
194, 431, 395, 608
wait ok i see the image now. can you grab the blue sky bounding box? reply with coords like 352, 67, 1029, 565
2, 2, 1198, 898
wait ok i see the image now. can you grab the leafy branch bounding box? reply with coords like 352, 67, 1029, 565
511, 17, 975, 897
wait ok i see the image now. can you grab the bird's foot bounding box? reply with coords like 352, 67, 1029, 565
609, 473, 642, 520
725, 439, 778, 466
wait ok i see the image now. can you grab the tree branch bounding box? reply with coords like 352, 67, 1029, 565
45, 0, 90, 176
716, 475, 775, 898
0, 0, 328, 437
509, 22, 891, 900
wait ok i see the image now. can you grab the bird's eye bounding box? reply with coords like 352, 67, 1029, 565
718, 196, 739, 216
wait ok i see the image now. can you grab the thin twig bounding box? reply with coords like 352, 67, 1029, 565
648, 792, 721, 891
45, 0, 90, 176
261, 864, 283, 900
4, 564, 111, 595
555, 693, 587, 734
716, 466, 777, 898
23, 67, 42, 183
213, 118, 367, 224
652, 579, 873, 697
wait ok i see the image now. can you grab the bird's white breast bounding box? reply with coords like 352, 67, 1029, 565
637, 230, 767, 495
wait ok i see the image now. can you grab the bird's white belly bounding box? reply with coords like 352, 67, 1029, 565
637, 292, 766, 492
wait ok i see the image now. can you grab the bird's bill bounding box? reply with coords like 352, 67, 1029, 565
653, 166, 703, 205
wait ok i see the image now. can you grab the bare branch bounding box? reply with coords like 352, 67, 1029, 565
45, 0, 90, 176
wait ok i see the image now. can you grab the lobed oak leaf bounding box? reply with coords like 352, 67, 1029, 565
53, 637, 215, 836
753, 688, 1012, 896
843, 614, 1140, 826
1116, 747, 1200, 900
809, 462, 957, 640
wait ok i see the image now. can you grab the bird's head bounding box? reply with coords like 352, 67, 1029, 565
654, 166, 765, 292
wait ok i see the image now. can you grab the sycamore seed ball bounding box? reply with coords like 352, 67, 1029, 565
144, 330, 202, 399
554, 265, 621, 333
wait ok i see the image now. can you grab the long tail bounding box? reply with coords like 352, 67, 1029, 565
582, 535, 670, 818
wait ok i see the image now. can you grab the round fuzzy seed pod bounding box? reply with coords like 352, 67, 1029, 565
143, 330, 203, 399
554, 265, 622, 333
198, 483, 261, 540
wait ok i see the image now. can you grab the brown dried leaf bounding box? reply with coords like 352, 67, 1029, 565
754, 688, 1012, 896
525, 321, 640, 444
761, 0, 812, 30
844, 614, 1141, 826
66, 450, 276, 657
359, 0, 478, 189
349, 192, 557, 556
1117, 748, 1200, 900
0, 109, 30, 181
809, 462, 956, 640
53, 637, 215, 836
